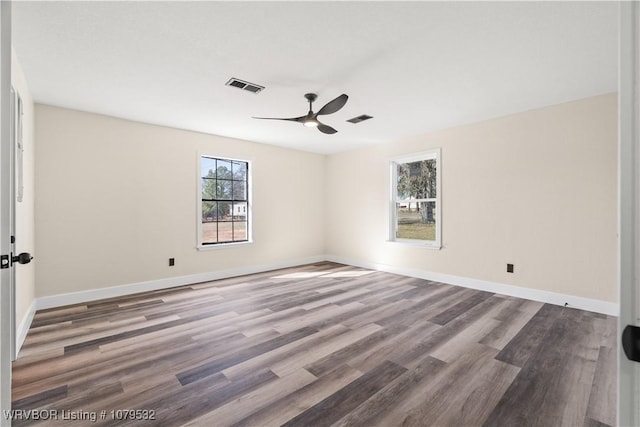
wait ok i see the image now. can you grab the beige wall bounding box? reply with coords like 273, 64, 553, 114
34, 105, 325, 297
325, 93, 618, 303
34, 94, 618, 305
11, 50, 35, 330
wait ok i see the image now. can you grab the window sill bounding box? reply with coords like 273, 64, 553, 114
197, 240, 253, 251
386, 239, 441, 250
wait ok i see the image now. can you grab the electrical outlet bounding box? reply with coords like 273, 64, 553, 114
169, 258, 175, 266
507, 263, 514, 273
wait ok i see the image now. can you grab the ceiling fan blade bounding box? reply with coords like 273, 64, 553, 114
318, 123, 338, 134
252, 115, 305, 122
316, 94, 348, 116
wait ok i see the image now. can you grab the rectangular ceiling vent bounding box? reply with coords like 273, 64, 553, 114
347, 114, 373, 124
225, 77, 265, 94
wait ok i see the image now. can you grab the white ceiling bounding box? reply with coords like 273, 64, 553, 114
12, 1, 618, 154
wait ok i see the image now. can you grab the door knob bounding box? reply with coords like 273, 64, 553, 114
11, 252, 33, 265
622, 325, 640, 362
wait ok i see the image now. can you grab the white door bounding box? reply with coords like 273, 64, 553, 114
0, 1, 12, 425
618, 2, 640, 426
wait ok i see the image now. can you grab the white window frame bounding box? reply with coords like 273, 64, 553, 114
389, 148, 441, 249
197, 154, 252, 250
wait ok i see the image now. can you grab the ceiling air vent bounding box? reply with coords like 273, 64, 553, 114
347, 114, 373, 124
225, 78, 265, 94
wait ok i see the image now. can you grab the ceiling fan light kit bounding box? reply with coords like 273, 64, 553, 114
253, 92, 348, 134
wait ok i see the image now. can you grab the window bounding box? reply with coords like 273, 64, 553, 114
390, 149, 441, 248
199, 155, 250, 246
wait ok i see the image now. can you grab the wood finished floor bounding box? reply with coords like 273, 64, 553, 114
13, 262, 616, 427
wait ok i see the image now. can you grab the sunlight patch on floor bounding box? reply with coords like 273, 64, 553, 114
271, 272, 329, 279
322, 271, 375, 278
271, 270, 374, 279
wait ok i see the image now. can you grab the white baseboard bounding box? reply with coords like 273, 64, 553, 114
30, 253, 618, 318
325, 255, 619, 316
34, 255, 328, 311
16, 299, 36, 355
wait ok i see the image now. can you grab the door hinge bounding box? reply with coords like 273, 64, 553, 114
0, 255, 9, 269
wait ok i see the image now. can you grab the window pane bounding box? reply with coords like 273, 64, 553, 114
232, 161, 247, 180
424, 159, 437, 198
202, 222, 218, 244
396, 163, 410, 199
396, 159, 437, 200
202, 201, 217, 221
202, 201, 230, 222
202, 201, 218, 244
232, 202, 248, 219
217, 179, 232, 200
201, 178, 216, 199
218, 221, 233, 242
201, 157, 217, 178
217, 201, 231, 218
233, 221, 248, 240
396, 201, 436, 241
217, 160, 232, 179
232, 180, 246, 200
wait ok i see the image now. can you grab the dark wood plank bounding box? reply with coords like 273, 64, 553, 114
484, 308, 602, 427
390, 295, 505, 369
586, 345, 616, 425
583, 417, 613, 427
231, 364, 363, 427
184, 369, 318, 426
281, 360, 407, 427
479, 299, 542, 350
176, 326, 318, 385
428, 290, 494, 325
331, 355, 446, 427
12, 385, 68, 410
494, 303, 564, 367
304, 322, 409, 377
372, 344, 519, 426
118, 369, 275, 427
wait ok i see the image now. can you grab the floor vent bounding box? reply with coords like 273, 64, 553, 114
347, 114, 373, 124
225, 78, 265, 94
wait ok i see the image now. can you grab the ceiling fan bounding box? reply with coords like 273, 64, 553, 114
253, 93, 348, 134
